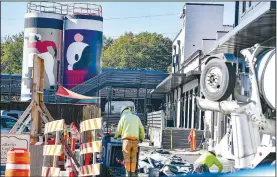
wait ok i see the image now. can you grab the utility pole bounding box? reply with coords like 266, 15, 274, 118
30, 55, 44, 143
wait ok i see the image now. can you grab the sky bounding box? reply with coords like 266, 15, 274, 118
1, 2, 235, 40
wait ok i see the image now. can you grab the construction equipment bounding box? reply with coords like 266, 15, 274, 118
100, 132, 140, 177
197, 44, 276, 169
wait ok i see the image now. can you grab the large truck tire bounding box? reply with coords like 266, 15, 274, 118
200, 59, 236, 101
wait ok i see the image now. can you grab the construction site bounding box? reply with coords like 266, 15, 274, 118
0, 1, 276, 177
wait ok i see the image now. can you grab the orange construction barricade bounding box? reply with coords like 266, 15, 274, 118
188, 128, 196, 152
5, 148, 30, 177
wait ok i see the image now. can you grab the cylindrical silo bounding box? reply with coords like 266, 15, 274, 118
63, 15, 103, 90
21, 12, 63, 101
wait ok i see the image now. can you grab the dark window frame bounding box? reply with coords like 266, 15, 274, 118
242, 1, 246, 13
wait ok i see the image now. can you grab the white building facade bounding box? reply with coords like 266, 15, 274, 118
151, 1, 275, 150
162, 3, 232, 131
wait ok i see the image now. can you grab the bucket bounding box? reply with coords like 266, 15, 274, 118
148, 168, 159, 177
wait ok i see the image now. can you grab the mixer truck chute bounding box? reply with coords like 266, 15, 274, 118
197, 44, 276, 169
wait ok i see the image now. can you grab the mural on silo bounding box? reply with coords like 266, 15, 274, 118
26, 33, 57, 85
21, 13, 63, 101
63, 16, 103, 89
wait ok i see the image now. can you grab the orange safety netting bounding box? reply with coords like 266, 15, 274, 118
56, 85, 100, 100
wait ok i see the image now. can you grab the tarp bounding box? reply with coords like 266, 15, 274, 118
56, 85, 100, 100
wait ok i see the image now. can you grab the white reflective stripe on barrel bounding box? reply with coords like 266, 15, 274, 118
11, 150, 25, 153
5, 164, 30, 170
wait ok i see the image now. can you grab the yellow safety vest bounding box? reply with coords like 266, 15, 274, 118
114, 110, 145, 141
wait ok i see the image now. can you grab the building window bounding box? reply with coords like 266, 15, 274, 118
242, 1, 246, 13
249, 1, 251, 7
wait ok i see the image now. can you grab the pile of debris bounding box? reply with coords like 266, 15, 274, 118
138, 149, 194, 176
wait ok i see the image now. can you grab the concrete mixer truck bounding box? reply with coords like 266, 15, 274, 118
196, 44, 275, 170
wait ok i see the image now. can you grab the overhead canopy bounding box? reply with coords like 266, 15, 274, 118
208, 6, 276, 55
151, 71, 201, 94
56, 85, 100, 100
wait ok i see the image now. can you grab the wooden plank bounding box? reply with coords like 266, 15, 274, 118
16, 114, 31, 134
9, 101, 33, 134
37, 105, 49, 124
41, 102, 55, 122
60, 137, 80, 169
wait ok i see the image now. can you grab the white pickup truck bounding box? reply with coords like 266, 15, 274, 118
104, 101, 136, 114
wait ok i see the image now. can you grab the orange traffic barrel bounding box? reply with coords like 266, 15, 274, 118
5, 148, 30, 177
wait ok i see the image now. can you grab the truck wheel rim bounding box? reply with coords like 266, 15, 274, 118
205, 67, 222, 93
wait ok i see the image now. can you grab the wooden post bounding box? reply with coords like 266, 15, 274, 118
9, 102, 33, 133
31, 55, 45, 143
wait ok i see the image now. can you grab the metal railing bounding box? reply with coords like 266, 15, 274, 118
27, 1, 102, 16
67, 3, 102, 16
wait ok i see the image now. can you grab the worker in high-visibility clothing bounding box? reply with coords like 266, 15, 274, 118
193, 150, 223, 173
114, 106, 145, 177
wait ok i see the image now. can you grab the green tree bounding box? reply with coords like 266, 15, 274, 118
1, 32, 24, 74
103, 35, 114, 50
102, 32, 172, 72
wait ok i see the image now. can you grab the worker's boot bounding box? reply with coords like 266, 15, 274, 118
125, 170, 131, 177
131, 172, 138, 177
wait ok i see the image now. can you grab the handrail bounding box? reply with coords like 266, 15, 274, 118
27, 1, 102, 16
